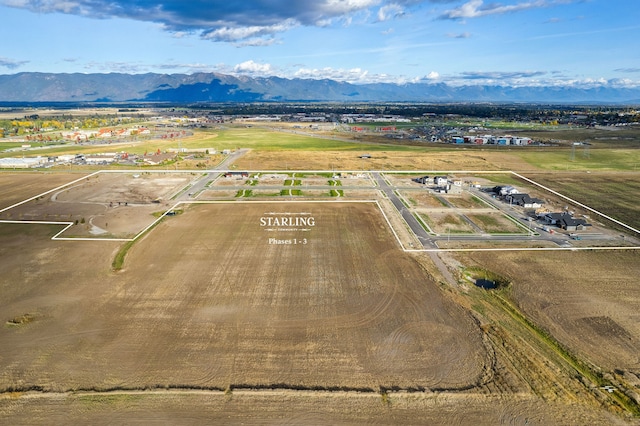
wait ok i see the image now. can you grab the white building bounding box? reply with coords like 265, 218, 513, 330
0, 157, 47, 169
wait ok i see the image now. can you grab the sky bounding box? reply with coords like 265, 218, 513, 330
0, 0, 639, 88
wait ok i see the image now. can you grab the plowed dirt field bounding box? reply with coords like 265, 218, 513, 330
1, 201, 486, 391
0, 172, 87, 209
455, 250, 640, 371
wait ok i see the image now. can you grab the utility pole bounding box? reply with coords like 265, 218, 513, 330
570, 143, 576, 162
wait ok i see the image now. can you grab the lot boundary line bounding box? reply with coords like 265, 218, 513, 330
0, 171, 99, 215
512, 171, 640, 236
0, 169, 638, 252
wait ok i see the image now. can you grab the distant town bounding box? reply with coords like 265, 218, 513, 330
1, 103, 639, 168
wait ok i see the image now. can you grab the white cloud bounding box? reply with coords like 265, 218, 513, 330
608, 78, 640, 88
440, 0, 575, 21
294, 67, 370, 82
292, 66, 425, 84
377, 4, 405, 22
84, 61, 148, 73
156, 62, 214, 73
1, 0, 409, 44
233, 60, 273, 75
202, 20, 297, 43
1, 0, 453, 48
322, 0, 381, 15
237, 37, 281, 47
426, 71, 440, 79
429, 69, 640, 89
315, 18, 334, 27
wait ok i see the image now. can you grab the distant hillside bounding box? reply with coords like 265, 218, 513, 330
0, 72, 639, 104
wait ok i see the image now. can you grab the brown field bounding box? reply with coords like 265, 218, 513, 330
446, 193, 493, 209
339, 189, 380, 199
521, 171, 640, 231
383, 173, 427, 187
419, 211, 475, 234
436, 239, 559, 249
454, 250, 640, 371
399, 190, 445, 208
0, 391, 623, 425
0, 172, 194, 238
234, 149, 505, 171
199, 189, 240, 199
2, 169, 640, 423
1, 202, 486, 391
0, 172, 88, 209
466, 212, 526, 234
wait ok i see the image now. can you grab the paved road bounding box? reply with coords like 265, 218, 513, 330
373, 173, 582, 249
467, 187, 571, 246
372, 172, 437, 249
371, 172, 459, 285
178, 166, 614, 251
434, 194, 485, 234
177, 149, 250, 201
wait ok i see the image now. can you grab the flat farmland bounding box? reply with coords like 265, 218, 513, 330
0, 172, 194, 238
0, 172, 87, 209
233, 149, 501, 171
455, 250, 640, 372
2, 167, 640, 422
0, 390, 621, 425
0, 202, 486, 392
521, 172, 640, 231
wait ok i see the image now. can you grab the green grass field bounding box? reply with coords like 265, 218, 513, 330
0, 126, 426, 160
515, 148, 640, 171
2, 123, 640, 174
188, 127, 427, 152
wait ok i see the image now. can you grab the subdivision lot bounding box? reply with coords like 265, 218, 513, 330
0, 172, 87, 209
466, 212, 526, 234
2, 168, 640, 423
446, 193, 493, 209
0, 172, 194, 238
419, 211, 475, 234
0, 202, 486, 391
522, 172, 640, 231
399, 190, 446, 208
212, 172, 373, 187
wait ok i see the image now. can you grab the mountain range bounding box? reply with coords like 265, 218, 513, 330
0, 72, 639, 104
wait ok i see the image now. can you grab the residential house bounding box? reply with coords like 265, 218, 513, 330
495, 185, 519, 196
412, 175, 431, 185
543, 212, 567, 225
506, 193, 544, 209
560, 216, 589, 231
543, 212, 590, 231
434, 176, 448, 186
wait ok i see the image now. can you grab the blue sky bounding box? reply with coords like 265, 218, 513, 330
0, 0, 638, 87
